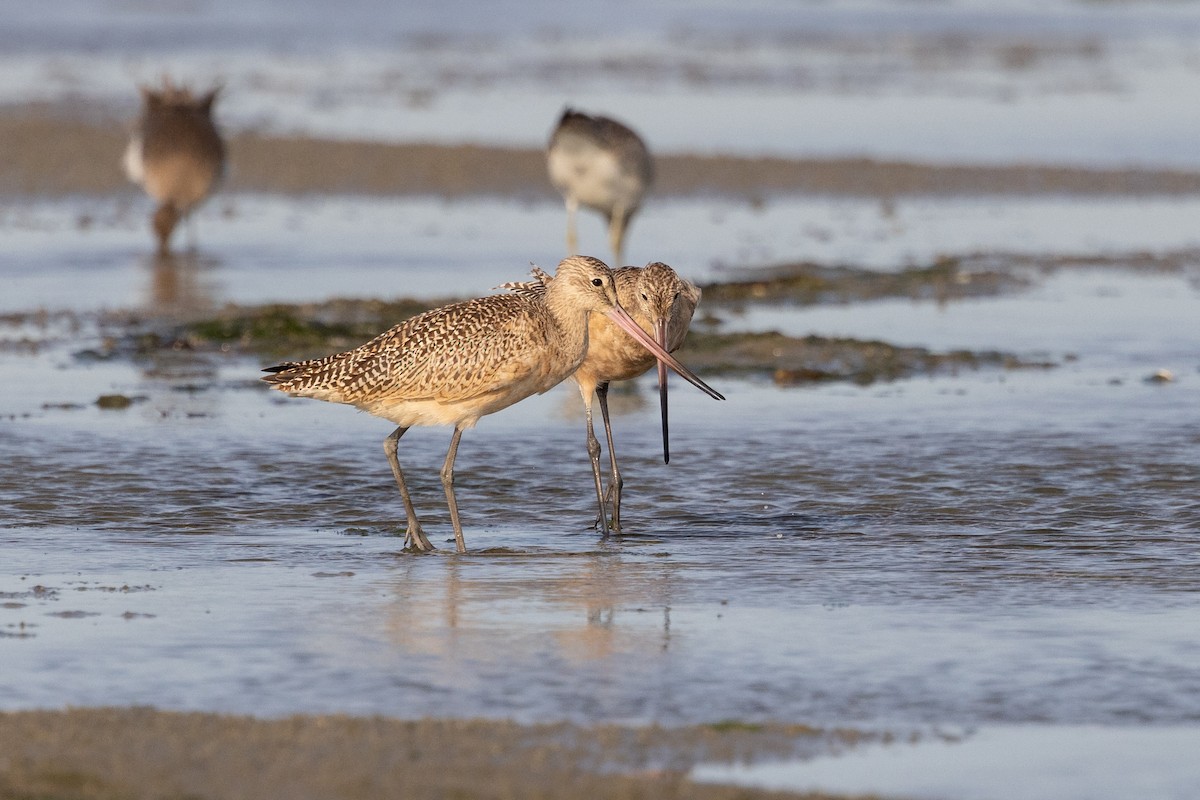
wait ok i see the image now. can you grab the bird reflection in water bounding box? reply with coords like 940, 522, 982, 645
143, 249, 220, 316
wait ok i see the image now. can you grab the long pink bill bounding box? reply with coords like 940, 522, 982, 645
655, 317, 671, 464
604, 304, 724, 403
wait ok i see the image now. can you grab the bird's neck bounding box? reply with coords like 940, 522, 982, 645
544, 287, 592, 366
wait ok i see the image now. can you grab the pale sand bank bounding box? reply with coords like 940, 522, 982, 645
4, 103, 1200, 199
0, 708, 868, 800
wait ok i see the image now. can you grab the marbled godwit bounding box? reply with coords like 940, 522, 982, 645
504, 262, 701, 532
122, 78, 225, 254
547, 108, 653, 265
262, 255, 722, 554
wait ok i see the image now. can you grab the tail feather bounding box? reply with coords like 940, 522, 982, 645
496, 264, 553, 299
260, 357, 355, 404
261, 362, 309, 389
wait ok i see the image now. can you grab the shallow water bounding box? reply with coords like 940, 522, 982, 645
5, 193, 1200, 314
3, 4, 1200, 798
3, 259, 1199, 727
694, 725, 1200, 800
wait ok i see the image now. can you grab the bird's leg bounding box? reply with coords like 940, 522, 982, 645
383, 426, 435, 553
440, 427, 467, 554
596, 383, 625, 534
153, 203, 179, 255
184, 212, 199, 253
565, 196, 580, 255
581, 384, 609, 531
608, 206, 629, 266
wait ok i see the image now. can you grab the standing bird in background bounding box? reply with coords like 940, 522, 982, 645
263, 255, 722, 554
547, 108, 653, 266
123, 79, 225, 254
503, 261, 702, 532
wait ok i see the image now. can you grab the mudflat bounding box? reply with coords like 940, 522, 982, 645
5, 102, 1200, 200
0, 708, 857, 800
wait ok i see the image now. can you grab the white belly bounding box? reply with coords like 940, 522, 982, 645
121, 136, 145, 185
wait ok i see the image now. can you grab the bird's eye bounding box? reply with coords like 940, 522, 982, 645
591, 278, 604, 287
640, 293, 648, 301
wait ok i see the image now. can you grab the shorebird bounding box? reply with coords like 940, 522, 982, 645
123, 78, 225, 254
262, 255, 722, 554
547, 108, 653, 265
504, 262, 700, 532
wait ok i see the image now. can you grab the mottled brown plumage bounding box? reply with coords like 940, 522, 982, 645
264, 255, 720, 554
504, 262, 702, 531
547, 108, 653, 265
123, 78, 225, 253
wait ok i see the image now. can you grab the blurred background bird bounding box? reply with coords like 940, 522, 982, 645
547, 108, 653, 266
123, 78, 225, 254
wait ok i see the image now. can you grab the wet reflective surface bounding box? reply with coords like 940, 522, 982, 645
5, 194, 1200, 313
694, 725, 1200, 800
3, 3, 1200, 797
3, 253, 1198, 729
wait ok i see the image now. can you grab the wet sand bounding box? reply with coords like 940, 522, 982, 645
0, 709, 859, 800
6, 102, 1200, 200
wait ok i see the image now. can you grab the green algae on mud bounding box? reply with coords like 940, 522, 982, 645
0, 708, 871, 800
180, 297, 441, 358
106, 298, 1043, 387
93, 296, 445, 362
681, 330, 1049, 385
8, 252, 1063, 386
698, 246, 1200, 312
699, 257, 1029, 307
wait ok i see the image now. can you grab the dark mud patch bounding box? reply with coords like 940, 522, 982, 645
70, 254, 1059, 385
175, 297, 445, 358
701, 256, 1028, 308
82, 297, 448, 364
0, 623, 36, 639
955, 247, 1200, 276
96, 256, 1034, 357
67, 583, 157, 594
94, 394, 148, 410
703, 248, 1200, 310
28, 252, 1130, 386
0, 310, 86, 354
0, 585, 60, 602
682, 330, 1050, 385
0, 708, 875, 800
100, 298, 1040, 385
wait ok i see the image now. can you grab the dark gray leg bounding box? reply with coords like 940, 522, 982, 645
596, 383, 624, 533
383, 426, 435, 552
582, 386, 609, 530
440, 427, 467, 553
